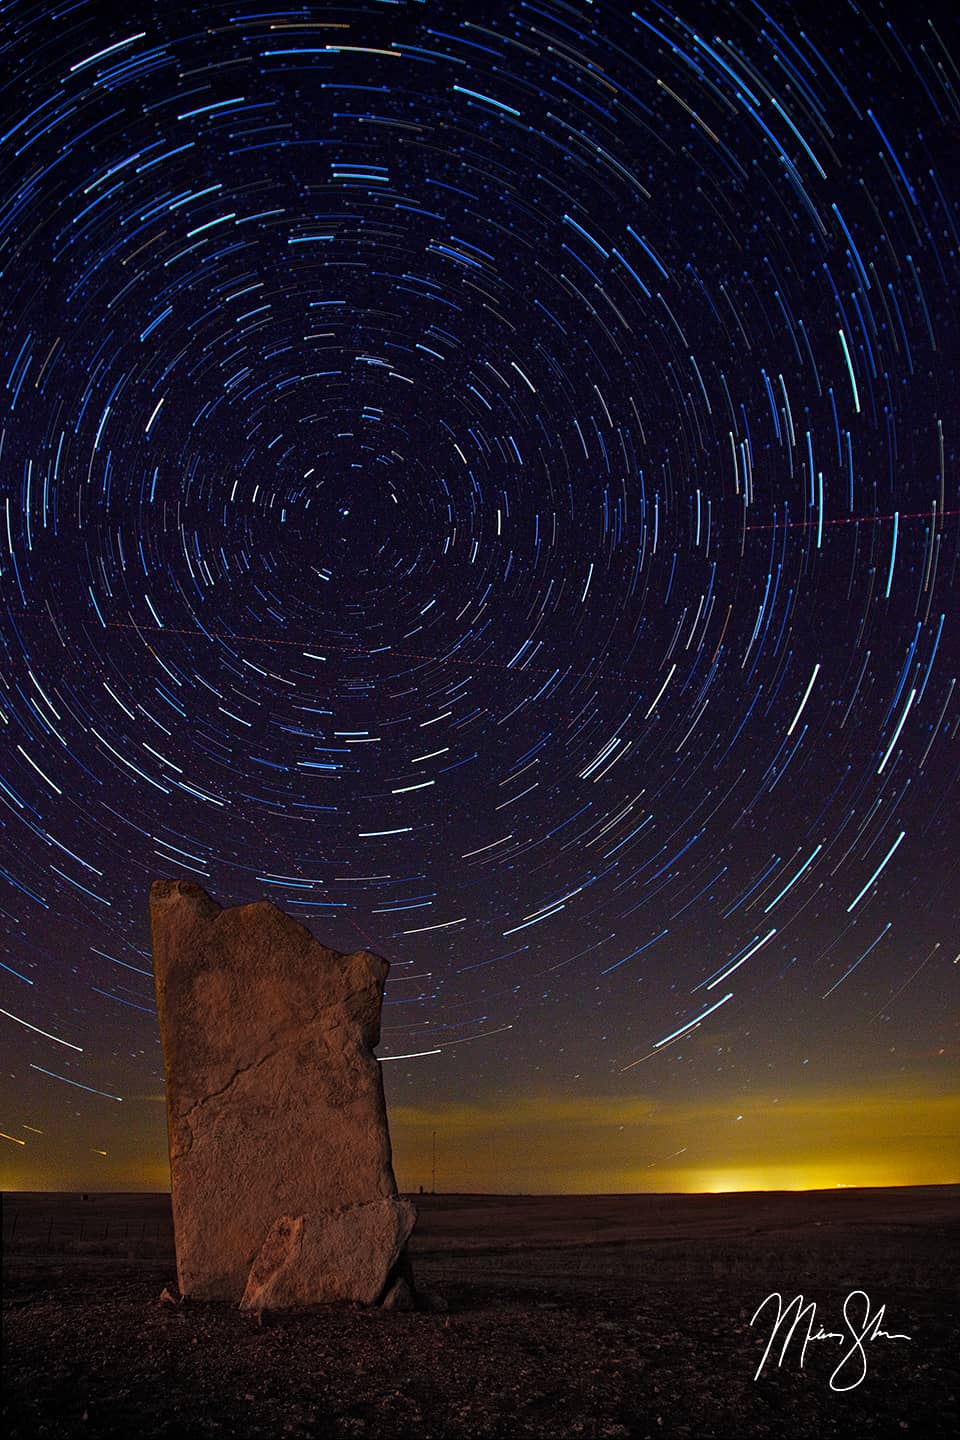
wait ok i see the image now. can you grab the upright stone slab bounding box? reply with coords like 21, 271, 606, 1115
151, 879, 414, 1305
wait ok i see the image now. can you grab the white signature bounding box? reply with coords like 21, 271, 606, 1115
750, 1290, 911, 1391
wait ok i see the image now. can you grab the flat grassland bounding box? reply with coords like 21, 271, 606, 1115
3, 1187, 957, 1439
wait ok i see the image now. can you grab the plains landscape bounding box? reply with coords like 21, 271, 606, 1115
3, 1185, 957, 1439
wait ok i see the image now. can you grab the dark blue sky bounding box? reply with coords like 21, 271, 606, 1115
0, 0, 956, 1191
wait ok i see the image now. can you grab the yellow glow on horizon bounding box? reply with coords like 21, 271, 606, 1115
3, 1078, 957, 1195
689, 1162, 922, 1194
385, 1081, 960, 1196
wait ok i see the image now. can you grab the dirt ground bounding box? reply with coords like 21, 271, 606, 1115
3, 1188, 957, 1439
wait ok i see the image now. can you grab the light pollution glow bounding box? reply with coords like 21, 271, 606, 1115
3, 1080, 957, 1195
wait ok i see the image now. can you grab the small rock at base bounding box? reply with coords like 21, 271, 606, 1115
240, 1199, 416, 1314
380, 1277, 416, 1311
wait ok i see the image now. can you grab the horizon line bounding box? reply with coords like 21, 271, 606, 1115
4, 1180, 958, 1199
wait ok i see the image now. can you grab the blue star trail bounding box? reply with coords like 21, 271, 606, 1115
0, 0, 956, 1176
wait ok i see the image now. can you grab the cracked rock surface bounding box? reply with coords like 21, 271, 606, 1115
151, 879, 411, 1305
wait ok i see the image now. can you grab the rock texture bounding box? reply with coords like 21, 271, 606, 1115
239, 1199, 416, 1314
151, 879, 413, 1307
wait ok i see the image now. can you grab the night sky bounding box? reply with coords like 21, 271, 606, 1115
0, 0, 957, 1196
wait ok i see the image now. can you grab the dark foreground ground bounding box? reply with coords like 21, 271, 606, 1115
3, 1187, 957, 1439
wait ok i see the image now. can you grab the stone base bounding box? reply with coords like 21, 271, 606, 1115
239, 1197, 417, 1314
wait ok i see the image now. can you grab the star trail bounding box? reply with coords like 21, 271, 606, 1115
0, 0, 957, 1193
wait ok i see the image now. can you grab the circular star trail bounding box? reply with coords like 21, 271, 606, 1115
0, 0, 957, 1179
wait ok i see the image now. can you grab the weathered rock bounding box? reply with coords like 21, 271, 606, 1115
150, 878, 414, 1305
380, 1248, 446, 1313
380, 1276, 417, 1312
239, 1198, 416, 1314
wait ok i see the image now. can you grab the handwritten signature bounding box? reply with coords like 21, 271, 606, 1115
750, 1290, 911, 1391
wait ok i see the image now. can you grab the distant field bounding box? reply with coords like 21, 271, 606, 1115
4, 1183, 957, 1256
4, 1186, 958, 1439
